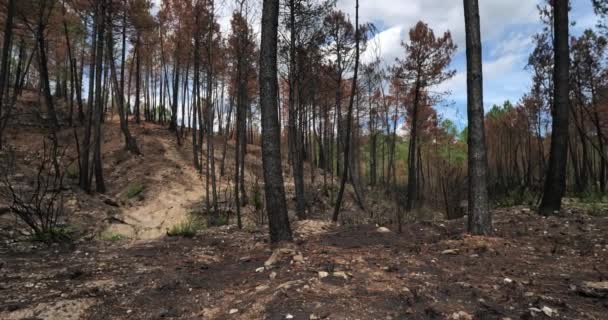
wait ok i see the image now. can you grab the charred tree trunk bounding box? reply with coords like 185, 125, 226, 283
0, 0, 15, 148
464, 0, 491, 235
539, 0, 570, 216
107, 4, 139, 155
92, 1, 107, 193
333, 0, 360, 222
260, 0, 293, 243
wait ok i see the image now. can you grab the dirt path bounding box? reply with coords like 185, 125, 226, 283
106, 137, 204, 239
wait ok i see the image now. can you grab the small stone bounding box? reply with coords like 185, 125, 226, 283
256, 285, 269, 292
318, 271, 329, 279
451, 311, 473, 320
269, 271, 277, 280
376, 227, 391, 233
503, 278, 513, 284
285, 314, 294, 319
277, 280, 303, 290
255, 267, 265, 273
229, 308, 239, 314
442, 249, 459, 255
126, 309, 133, 314
293, 254, 305, 263
239, 256, 252, 263
333, 271, 349, 279
310, 314, 319, 320
541, 306, 554, 317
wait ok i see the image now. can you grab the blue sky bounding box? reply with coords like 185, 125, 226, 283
334, 0, 599, 130
150, 0, 601, 131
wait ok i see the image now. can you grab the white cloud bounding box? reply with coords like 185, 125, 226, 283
361, 25, 403, 64
337, 0, 538, 50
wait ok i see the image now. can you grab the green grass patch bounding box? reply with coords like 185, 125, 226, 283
100, 231, 127, 242
66, 163, 79, 180
167, 217, 204, 238
30, 226, 74, 244
124, 182, 144, 199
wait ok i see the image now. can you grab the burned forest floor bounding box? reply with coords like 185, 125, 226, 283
1, 119, 608, 319
1, 207, 608, 320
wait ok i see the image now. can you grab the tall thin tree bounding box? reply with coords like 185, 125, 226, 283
539, 0, 570, 216
259, 0, 293, 243
463, 0, 491, 234
333, 0, 360, 222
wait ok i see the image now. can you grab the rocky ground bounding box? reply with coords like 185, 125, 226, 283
1, 207, 607, 320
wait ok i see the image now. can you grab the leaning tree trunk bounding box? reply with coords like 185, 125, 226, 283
464, 0, 491, 235
107, 5, 139, 155
259, 0, 293, 243
539, 0, 570, 216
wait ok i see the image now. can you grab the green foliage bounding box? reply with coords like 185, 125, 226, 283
30, 226, 74, 244
66, 163, 79, 180
493, 189, 536, 208
577, 190, 608, 204
252, 183, 263, 211
587, 202, 608, 217
125, 182, 144, 199
441, 119, 458, 138
100, 232, 127, 242
167, 217, 204, 238
458, 126, 468, 142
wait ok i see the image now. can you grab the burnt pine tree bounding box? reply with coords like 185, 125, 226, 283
0, 0, 15, 148
463, 0, 491, 234
333, 0, 360, 223
398, 22, 456, 212
539, 0, 570, 216
259, 0, 293, 243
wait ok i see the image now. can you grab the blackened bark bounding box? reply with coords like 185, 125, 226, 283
333, 0, 359, 222
288, 0, 306, 219
405, 82, 420, 212
135, 36, 141, 124
92, 1, 107, 193
464, 0, 491, 234
80, 16, 97, 192
260, 0, 293, 243
0, 0, 15, 148
107, 5, 140, 155
539, 0, 570, 216
37, 4, 59, 130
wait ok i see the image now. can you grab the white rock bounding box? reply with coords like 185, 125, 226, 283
269, 271, 277, 280
293, 255, 305, 263
285, 314, 294, 319
451, 311, 473, 320
541, 306, 554, 317
229, 308, 239, 314
255, 267, 265, 273
377, 227, 391, 233
318, 271, 329, 278
503, 278, 513, 284
255, 285, 269, 292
